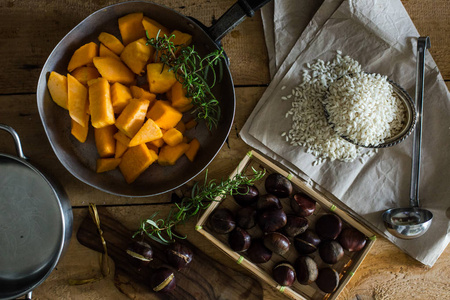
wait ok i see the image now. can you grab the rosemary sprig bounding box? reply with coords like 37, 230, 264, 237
146, 31, 226, 130
134, 168, 266, 245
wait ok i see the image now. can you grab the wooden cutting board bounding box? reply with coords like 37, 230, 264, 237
76, 207, 263, 300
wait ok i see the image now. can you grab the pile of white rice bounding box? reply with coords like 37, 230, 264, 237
324, 72, 406, 146
282, 52, 381, 164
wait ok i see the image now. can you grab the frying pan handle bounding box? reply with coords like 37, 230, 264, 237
207, 0, 272, 43
0, 124, 27, 159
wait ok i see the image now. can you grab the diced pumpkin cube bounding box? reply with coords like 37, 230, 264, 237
146, 143, 159, 154
88, 78, 115, 128
67, 42, 98, 72
71, 66, 101, 85
118, 12, 146, 45
67, 74, 89, 127
115, 98, 150, 138
119, 144, 158, 183
157, 142, 189, 166
93, 56, 135, 85
113, 131, 131, 147
170, 81, 192, 108
48, 71, 68, 109
71, 116, 89, 143
171, 30, 192, 48
185, 119, 198, 130
111, 82, 132, 114
129, 118, 163, 147
142, 17, 170, 40
96, 158, 122, 173
149, 137, 165, 148
94, 125, 117, 157
162, 128, 183, 146
120, 38, 153, 75
146, 100, 182, 130
175, 103, 194, 113
98, 32, 124, 55
185, 138, 200, 162
115, 140, 128, 158
146, 63, 177, 94
174, 121, 186, 134
130, 86, 156, 102
99, 43, 120, 60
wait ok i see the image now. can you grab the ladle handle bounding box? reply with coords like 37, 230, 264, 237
410, 37, 430, 208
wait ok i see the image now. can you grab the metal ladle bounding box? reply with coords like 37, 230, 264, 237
382, 36, 433, 239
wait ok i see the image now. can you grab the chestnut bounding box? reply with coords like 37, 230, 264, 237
283, 215, 308, 237
315, 214, 343, 240
263, 232, 290, 256
316, 267, 339, 293
256, 194, 282, 211
151, 267, 176, 293
295, 256, 318, 285
290, 193, 316, 217
126, 240, 153, 267
209, 208, 236, 234
265, 173, 293, 198
235, 206, 257, 229
272, 262, 296, 286
166, 242, 193, 271
246, 239, 272, 264
293, 230, 321, 255
233, 184, 259, 207
229, 227, 251, 252
338, 228, 366, 252
258, 209, 287, 232
319, 241, 344, 265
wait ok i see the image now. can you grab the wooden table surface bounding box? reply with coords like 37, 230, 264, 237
0, 0, 449, 299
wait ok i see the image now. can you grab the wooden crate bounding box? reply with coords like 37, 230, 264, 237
196, 151, 376, 300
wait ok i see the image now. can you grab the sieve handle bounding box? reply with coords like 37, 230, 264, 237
0, 124, 27, 160
410, 37, 430, 208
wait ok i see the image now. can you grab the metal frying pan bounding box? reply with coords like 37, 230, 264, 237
36, 0, 270, 197
0, 124, 73, 300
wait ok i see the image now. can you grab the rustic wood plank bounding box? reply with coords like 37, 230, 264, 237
0, 0, 268, 94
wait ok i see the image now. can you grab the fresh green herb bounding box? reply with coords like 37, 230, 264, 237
133, 168, 265, 244
146, 31, 226, 130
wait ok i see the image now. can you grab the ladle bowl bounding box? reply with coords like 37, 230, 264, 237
382, 207, 433, 239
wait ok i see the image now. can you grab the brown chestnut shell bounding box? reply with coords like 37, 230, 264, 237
293, 230, 321, 255
290, 193, 316, 217
233, 184, 259, 207
315, 214, 343, 240
338, 228, 367, 252
319, 241, 344, 265
316, 267, 339, 293
256, 194, 282, 211
246, 239, 272, 264
126, 240, 153, 267
263, 232, 290, 256
258, 209, 287, 233
295, 256, 318, 285
235, 206, 258, 229
209, 208, 236, 234
265, 173, 293, 198
151, 267, 176, 293
166, 242, 193, 271
272, 262, 296, 286
284, 214, 309, 237
229, 227, 252, 252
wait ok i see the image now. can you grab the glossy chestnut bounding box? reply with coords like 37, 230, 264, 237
294, 256, 318, 285
256, 194, 282, 211
235, 206, 258, 229
126, 240, 153, 267
338, 228, 367, 252
316, 267, 339, 293
293, 230, 321, 255
151, 267, 176, 293
265, 173, 293, 198
229, 227, 252, 252
263, 232, 290, 256
283, 214, 308, 237
166, 242, 194, 271
258, 208, 287, 232
319, 241, 344, 265
233, 184, 259, 207
209, 208, 236, 234
272, 262, 296, 286
246, 239, 272, 264
315, 214, 343, 240
290, 193, 316, 217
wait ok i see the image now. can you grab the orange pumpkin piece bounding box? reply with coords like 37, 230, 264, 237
174, 121, 186, 134
170, 81, 192, 108
171, 30, 192, 48
120, 38, 153, 75
185, 138, 200, 162
67, 42, 98, 72
142, 17, 170, 40
71, 66, 101, 85
88, 78, 115, 128
96, 158, 122, 173
113, 131, 131, 147
99, 43, 120, 60
92, 56, 135, 85
146, 100, 182, 130
176, 103, 194, 113
157, 142, 189, 166
71, 116, 89, 143
115, 140, 128, 158
130, 86, 156, 102
67, 74, 89, 127
111, 82, 132, 114
115, 98, 150, 138
119, 144, 158, 183
129, 118, 163, 147
48, 71, 68, 110
162, 128, 183, 146
98, 32, 124, 55
146, 63, 177, 94
185, 119, 198, 130
148, 137, 165, 148
118, 12, 146, 45
94, 125, 117, 157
